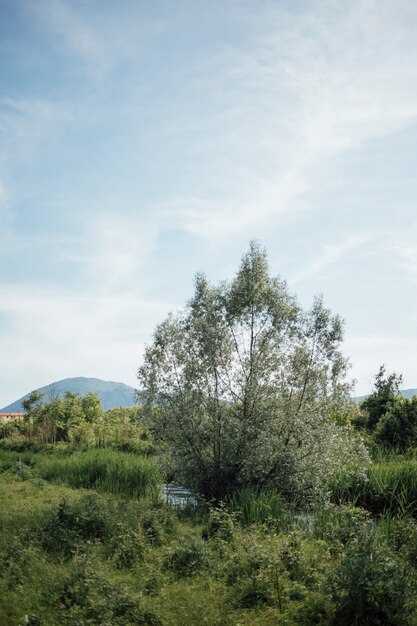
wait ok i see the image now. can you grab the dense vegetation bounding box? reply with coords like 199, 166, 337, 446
138, 243, 368, 502
1, 244, 416, 624
1, 432, 416, 625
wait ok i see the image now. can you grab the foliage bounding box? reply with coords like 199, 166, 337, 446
226, 487, 286, 527
141, 507, 178, 545
203, 505, 237, 542
355, 365, 417, 453
329, 526, 416, 625
167, 536, 211, 577
39, 495, 110, 558
138, 242, 368, 501
331, 458, 417, 516
1, 453, 416, 626
106, 523, 145, 569
55, 555, 161, 625
375, 397, 417, 450
360, 365, 403, 431
16, 391, 149, 449
38, 448, 162, 498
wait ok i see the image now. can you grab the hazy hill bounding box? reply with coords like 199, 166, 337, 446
354, 388, 417, 403
0, 377, 137, 412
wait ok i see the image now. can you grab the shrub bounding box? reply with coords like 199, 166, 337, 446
0, 538, 37, 590
375, 398, 417, 451
40, 495, 110, 557
14, 460, 35, 481
225, 531, 283, 608
314, 504, 372, 548
329, 527, 416, 625
55, 557, 161, 625
202, 505, 237, 542
107, 523, 145, 569
378, 515, 417, 567
141, 508, 177, 545
167, 536, 211, 577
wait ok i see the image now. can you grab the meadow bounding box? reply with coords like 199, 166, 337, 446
1, 437, 417, 626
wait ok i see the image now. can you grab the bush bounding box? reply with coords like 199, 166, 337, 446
107, 523, 145, 569
202, 505, 237, 543
225, 531, 283, 608
314, 504, 372, 548
141, 508, 177, 545
40, 495, 110, 558
330, 527, 416, 625
378, 515, 417, 567
14, 460, 36, 481
167, 536, 211, 577
0, 538, 38, 590
55, 556, 161, 625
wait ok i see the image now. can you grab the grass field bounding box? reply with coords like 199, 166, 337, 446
1, 445, 417, 625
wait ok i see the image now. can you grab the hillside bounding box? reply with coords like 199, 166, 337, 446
354, 388, 417, 403
0, 377, 137, 412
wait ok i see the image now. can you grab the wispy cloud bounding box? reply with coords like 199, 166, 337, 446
26, 0, 169, 80
289, 235, 371, 285
2, 0, 417, 404
0, 282, 172, 406
345, 334, 417, 395
169, 0, 417, 240
67, 213, 158, 291
0, 96, 76, 170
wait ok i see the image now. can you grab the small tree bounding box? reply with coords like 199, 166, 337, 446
375, 397, 417, 451
361, 365, 402, 432
138, 242, 368, 502
22, 390, 44, 440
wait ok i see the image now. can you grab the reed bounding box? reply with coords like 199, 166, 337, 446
332, 459, 417, 516
226, 486, 286, 526
38, 448, 162, 498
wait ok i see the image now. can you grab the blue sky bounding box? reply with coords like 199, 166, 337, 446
1, 0, 417, 407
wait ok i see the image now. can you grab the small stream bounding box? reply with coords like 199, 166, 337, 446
161, 483, 198, 508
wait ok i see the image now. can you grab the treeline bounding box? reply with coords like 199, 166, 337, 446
354, 365, 417, 453
0, 391, 151, 452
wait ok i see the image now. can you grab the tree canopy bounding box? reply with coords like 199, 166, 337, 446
358, 366, 417, 451
138, 242, 368, 502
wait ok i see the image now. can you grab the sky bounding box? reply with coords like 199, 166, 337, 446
1, 0, 417, 407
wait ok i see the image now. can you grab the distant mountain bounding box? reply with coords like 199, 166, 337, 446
354, 389, 417, 403
0, 377, 137, 412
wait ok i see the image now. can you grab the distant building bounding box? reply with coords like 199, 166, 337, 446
0, 413, 25, 420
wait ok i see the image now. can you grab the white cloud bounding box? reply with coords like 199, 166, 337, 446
0, 96, 75, 168
0, 283, 172, 408
345, 333, 417, 396
64, 213, 158, 291
169, 0, 417, 240
26, 0, 169, 81
393, 245, 417, 283
288, 235, 371, 285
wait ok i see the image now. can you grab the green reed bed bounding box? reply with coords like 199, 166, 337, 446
332, 458, 417, 516
37, 449, 162, 498
227, 486, 287, 526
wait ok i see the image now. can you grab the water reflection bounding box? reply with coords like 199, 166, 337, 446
161, 483, 198, 508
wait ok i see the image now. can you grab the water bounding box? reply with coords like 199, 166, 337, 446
161, 483, 198, 508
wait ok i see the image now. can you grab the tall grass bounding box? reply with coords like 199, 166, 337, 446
38, 449, 162, 498
226, 486, 286, 526
332, 459, 417, 516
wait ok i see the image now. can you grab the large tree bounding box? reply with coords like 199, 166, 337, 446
138, 242, 367, 502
